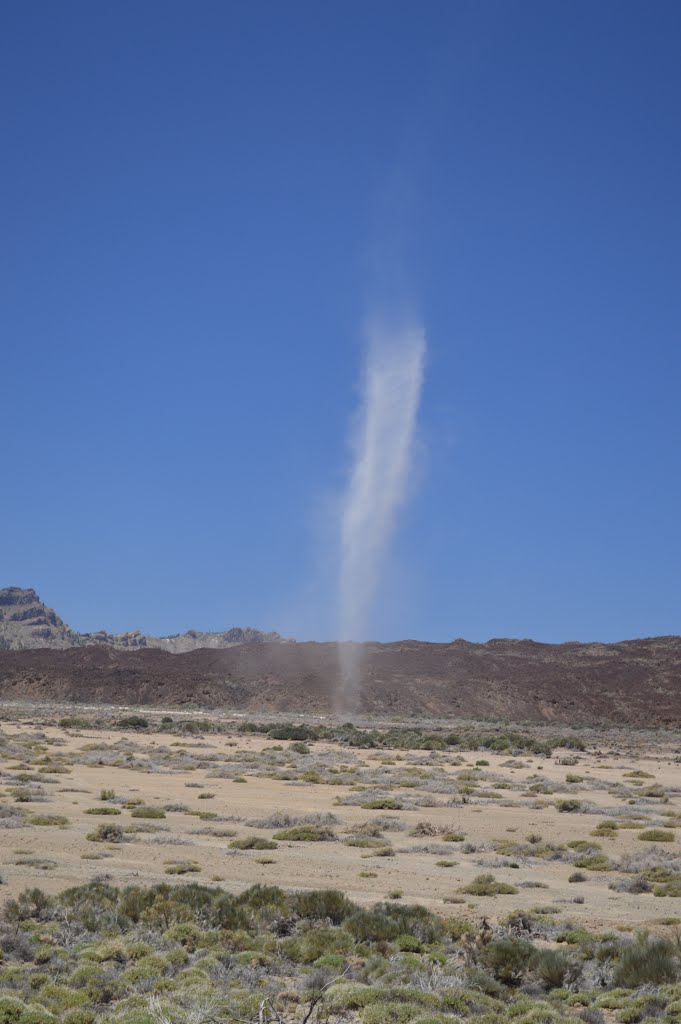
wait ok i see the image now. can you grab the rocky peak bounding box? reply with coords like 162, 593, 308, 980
0, 587, 78, 649
0, 587, 284, 652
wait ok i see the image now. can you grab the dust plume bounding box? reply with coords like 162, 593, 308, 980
338, 321, 426, 714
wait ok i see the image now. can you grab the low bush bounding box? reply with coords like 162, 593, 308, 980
165, 862, 200, 875
267, 725, 315, 741
556, 799, 582, 813
637, 829, 675, 843
482, 937, 534, 983
531, 948, 580, 989
573, 855, 613, 872
459, 874, 519, 896
86, 824, 124, 843
613, 936, 679, 987
360, 799, 403, 811
289, 742, 311, 754
272, 826, 334, 841
292, 888, 354, 924
229, 836, 277, 850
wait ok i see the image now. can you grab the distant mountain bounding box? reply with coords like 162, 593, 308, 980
0, 588, 283, 652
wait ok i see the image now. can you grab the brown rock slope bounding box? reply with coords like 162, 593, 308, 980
0, 636, 680, 726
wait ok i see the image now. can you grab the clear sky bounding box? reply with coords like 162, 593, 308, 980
2, 1, 680, 643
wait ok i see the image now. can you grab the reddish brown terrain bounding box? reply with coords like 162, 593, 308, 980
0, 634, 680, 725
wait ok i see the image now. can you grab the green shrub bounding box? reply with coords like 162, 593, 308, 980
267, 725, 315, 741
117, 716, 149, 729
229, 836, 277, 850
361, 1002, 429, 1024
345, 909, 400, 943
653, 879, 681, 897
360, 799, 402, 810
84, 807, 121, 815
482, 937, 534, 983
289, 741, 311, 754
556, 799, 582, 813
293, 889, 354, 924
165, 863, 200, 875
613, 937, 679, 987
0, 997, 27, 1024
531, 948, 579, 989
63, 1012, 97, 1024
555, 736, 586, 751
272, 826, 334, 841
86, 823, 124, 843
638, 829, 675, 842
459, 874, 519, 896
28, 815, 68, 827
130, 808, 165, 819
282, 926, 353, 963
9, 788, 33, 803
325, 983, 379, 1011
573, 855, 613, 871
591, 822, 618, 838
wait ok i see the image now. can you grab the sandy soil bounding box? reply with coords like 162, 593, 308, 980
1, 708, 680, 933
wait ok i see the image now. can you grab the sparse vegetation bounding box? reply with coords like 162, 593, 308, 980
1, 707, 681, 1024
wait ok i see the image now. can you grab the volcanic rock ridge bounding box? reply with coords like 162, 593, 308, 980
0, 587, 282, 652
1, 587, 680, 727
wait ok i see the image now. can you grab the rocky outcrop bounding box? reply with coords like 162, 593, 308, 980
0, 588, 80, 649
0, 588, 282, 652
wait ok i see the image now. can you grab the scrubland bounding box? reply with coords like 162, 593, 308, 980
0, 706, 680, 1023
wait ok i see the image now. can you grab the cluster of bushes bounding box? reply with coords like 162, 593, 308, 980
235, 720, 585, 756
55, 710, 589, 758
1, 880, 681, 1024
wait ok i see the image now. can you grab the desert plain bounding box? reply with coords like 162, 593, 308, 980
2, 704, 681, 1024
1, 706, 679, 928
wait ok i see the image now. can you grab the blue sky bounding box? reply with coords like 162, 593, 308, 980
2, 1, 680, 643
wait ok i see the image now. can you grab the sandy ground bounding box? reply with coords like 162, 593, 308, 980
1, 708, 680, 932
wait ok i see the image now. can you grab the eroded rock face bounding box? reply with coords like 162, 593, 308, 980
0, 587, 282, 652
0, 588, 79, 649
